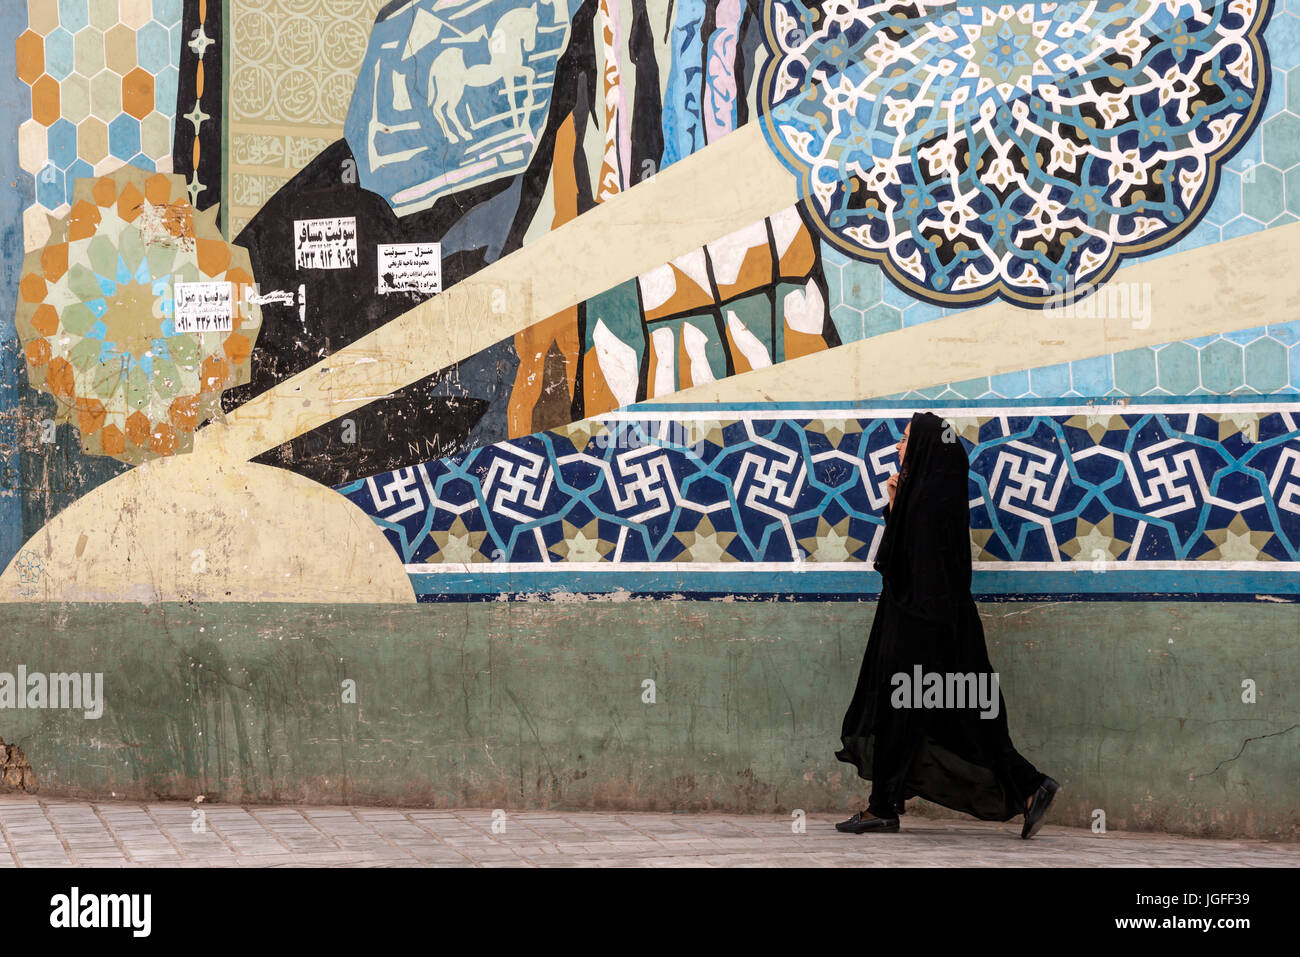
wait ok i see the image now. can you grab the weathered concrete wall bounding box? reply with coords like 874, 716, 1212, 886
1, 600, 1295, 840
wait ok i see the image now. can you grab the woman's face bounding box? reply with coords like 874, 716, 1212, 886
896, 422, 910, 469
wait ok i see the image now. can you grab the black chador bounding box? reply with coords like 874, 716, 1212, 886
835, 412, 1059, 836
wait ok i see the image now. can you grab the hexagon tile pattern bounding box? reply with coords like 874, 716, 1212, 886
17, 0, 183, 253
822, 7, 1300, 400
885, 327, 1300, 403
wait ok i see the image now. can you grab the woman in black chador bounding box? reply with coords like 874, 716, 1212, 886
835, 411, 1060, 837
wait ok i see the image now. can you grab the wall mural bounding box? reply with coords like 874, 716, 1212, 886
345, 0, 575, 215
759, 0, 1272, 306
3, 0, 1300, 603
341, 400, 1300, 599
15, 167, 259, 464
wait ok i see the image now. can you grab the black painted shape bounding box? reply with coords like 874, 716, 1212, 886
226, 138, 519, 404
426, 340, 519, 456
736, 1, 766, 130
629, 0, 665, 181
226, 138, 520, 485
250, 394, 489, 488
173, 0, 223, 227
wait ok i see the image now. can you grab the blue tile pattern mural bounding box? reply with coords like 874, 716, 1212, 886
339, 400, 1300, 600
821, 8, 1300, 398
759, 0, 1273, 307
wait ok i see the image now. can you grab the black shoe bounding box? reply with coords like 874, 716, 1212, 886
836, 811, 900, 834
1020, 777, 1060, 839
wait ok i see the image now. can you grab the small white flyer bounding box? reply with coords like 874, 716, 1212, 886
377, 243, 442, 295
295, 216, 358, 270
174, 281, 233, 333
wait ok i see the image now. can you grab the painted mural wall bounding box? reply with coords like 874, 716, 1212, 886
0, 0, 1297, 836
8, 0, 1296, 608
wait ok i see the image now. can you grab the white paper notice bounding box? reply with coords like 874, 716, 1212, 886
377, 243, 442, 295
295, 217, 358, 270
174, 281, 233, 333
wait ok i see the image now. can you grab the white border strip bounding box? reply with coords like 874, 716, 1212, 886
406, 561, 1300, 573
601, 403, 1300, 421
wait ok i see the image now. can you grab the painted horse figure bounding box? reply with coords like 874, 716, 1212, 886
427, 6, 541, 144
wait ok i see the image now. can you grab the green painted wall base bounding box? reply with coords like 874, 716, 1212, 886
1, 601, 1296, 840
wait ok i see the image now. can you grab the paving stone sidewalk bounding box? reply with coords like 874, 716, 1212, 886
0, 794, 1293, 867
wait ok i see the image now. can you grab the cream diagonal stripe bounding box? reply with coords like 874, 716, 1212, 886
662, 222, 1300, 404
196, 123, 798, 465
209, 114, 1300, 460
0, 125, 802, 604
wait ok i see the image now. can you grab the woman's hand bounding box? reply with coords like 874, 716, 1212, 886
887, 472, 899, 507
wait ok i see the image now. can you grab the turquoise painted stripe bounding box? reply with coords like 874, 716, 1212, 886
410, 567, 1300, 599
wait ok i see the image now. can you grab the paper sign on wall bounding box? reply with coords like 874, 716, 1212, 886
295, 217, 358, 270
174, 281, 233, 333
377, 243, 442, 295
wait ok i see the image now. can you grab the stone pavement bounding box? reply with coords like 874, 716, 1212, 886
0, 794, 1294, 867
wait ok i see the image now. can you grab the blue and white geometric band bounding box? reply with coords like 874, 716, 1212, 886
338, 399, 1300, 601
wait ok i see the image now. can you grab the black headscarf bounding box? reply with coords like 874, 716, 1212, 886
873, 411, 973, 623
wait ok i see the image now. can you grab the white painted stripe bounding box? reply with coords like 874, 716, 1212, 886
602, 403, 1300, 421
405, 561, 1300, 574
